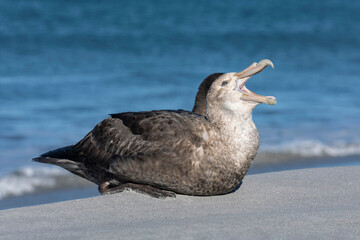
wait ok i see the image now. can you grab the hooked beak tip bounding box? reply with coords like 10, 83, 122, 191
257, 59, 274, 69
235, 59, 274, 78
266, 97, 277, 105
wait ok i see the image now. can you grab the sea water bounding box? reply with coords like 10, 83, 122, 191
0, 0, 359, 207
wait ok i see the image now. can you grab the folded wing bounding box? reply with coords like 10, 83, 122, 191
71, 110, 208, 187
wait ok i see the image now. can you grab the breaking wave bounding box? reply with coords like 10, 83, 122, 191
251, 140, 360, 173
0, 166, 94, 200
262, 140, 360, 157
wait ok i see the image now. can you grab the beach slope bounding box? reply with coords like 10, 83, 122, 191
1, 166, 359, 239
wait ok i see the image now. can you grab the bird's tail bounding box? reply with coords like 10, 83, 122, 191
33, 145, 82, 170
33, 145, 98, 184
33, 156, 85, 173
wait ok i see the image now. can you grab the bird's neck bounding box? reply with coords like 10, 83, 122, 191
208, 108, 258, 139
206, 101, 256, 130
207, 103, 260, 166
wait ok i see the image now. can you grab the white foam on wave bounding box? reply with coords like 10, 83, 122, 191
262, 140, 360, 157
0, 166, 65, 199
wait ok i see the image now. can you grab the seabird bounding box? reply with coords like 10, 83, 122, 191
33, 59, 276, 198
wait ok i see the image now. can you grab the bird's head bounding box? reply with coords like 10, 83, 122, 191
206, 59, 276, 117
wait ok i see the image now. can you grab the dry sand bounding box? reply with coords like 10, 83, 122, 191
1, 166, 359, 239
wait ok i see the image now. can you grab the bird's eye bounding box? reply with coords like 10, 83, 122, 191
221, 81, 228, 86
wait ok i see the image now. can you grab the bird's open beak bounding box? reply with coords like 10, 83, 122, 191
234, 59, 277, 105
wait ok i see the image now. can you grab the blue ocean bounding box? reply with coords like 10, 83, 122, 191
1, 0, 360, 209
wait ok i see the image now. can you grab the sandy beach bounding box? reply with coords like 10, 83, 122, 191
1, 166, 359, 239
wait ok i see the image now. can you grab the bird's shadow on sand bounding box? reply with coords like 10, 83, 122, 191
229, 181, 243, 194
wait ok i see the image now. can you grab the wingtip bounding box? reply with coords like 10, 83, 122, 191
32, 157, 42, 162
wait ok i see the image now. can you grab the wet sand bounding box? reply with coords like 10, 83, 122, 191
1, 166, 359, 239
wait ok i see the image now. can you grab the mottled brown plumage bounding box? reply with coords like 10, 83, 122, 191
34, 60, 276, 198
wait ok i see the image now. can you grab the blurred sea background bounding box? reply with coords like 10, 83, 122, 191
1, 0, 360, 210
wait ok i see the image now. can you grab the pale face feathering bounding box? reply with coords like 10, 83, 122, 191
206, 59, 276, 118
